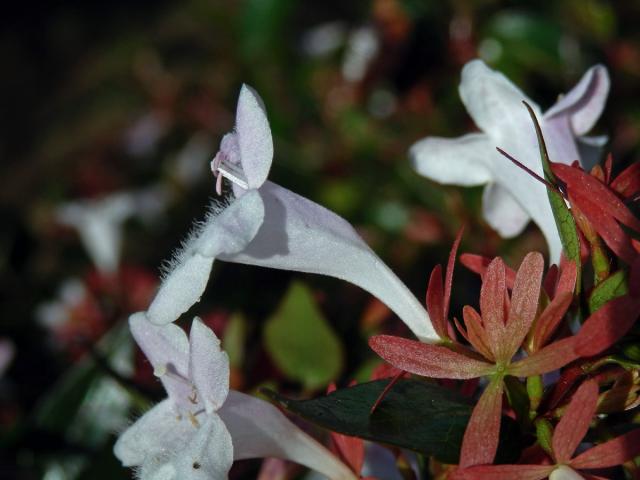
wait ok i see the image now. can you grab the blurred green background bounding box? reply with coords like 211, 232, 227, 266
2, 0, 640, 478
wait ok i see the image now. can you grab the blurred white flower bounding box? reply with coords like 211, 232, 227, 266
148, 85, 436, 342
115, 313, 355, 480
410, 59, 609, 261
0, 338, 15, 378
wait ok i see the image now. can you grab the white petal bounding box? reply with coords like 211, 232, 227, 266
146, 191, 265, 325
189, 318, 230, 414
576, 135, 608, 171
236, 85, 273, 189
544, 65, 610, 135
147, 254, 215, 326
170, 413, 233, 480
459, 59, 540, 138
114, 399, 194, 468
549, 465, 585, 480
481, 183, 530, 238
129, 313, 192, 407
57, 193, 134, 273
222, 181, 437, 342
219, 391, 356, 480
409, 133, 494, 186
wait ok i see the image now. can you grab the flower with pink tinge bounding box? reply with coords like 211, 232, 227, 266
410, 60, 609, 262
147, 85, 436, 342
115, 313, 355, 480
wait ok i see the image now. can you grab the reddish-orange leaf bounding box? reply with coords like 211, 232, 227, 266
552, 379, 598, 463
509, 337, 578, 377
451, 464, 553, 480
610, 161, 640, 198
460, 253, 516, 289
368, 335, 493, 379
459, 380, 504, 468
552, 162, 640, 232
571, 428, 640, 469
532, 292, 573, 351
462, 306, 495, 361
444, 227, 465, 322
556, 260, 577, 297
504, 252, 544, 359
545, 364, 584, 410
603, 153, 613, 185
542, 263, 559, 298
426, 264, 447, 339
569, 190, 638, 263
330, 430, 364, 474
575, 295, 640, 357
480, 257, 507, 357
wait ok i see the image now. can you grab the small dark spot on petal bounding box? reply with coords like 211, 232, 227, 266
193, 462, 201, 469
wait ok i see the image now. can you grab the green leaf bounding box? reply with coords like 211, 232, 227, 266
589, 270, 628, 313
222, 313, 247, 369
264, 379, 522, 464
263, 282, 344, 390
523, 102, 581, 289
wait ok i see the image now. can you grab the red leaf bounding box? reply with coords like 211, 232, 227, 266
575, 295, 640, 357
451, 464, 552, 480
426, 265, 447, 339
480, 257, 508, 358
504, 252, 544, 359
368, 335, 493, 379
542, 264, 559, 298
552, 379, 598, 463
509, 337, 578, 377
610, 161, 640, 198
569, 190, 638, 263
445, 227, 465, 322
459, 380, 504, 467
460, 253, 516, 289
571, 428, 640, 469
556, 260, 577, 297
532, 292, 573, 351
330, 430, 365, 475
462, 306, 494, 361
603, 153, 613, 185
552, 162, 640, 232
545, 364, 584, 410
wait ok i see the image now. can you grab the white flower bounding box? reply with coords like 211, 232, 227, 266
114, 313, 355, 480
410, 59, 609, 261
147, 84, 436, 342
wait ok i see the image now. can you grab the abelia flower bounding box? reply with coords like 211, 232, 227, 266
115, 313, 355, 480
369, 252, 580, 467
147, 84, 436, 342
453, 379, 640, 479
410, 59, 609, 261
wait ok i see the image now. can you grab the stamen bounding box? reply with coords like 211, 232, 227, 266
210, 152, 249, 193
154, 363, 190, 384
217, 162, 249, 190
188, 411, 200, 428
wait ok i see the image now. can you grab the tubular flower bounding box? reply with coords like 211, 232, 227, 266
410, 59, 609, 261
453, 379, 640, 479
147, 84, 436, 342
370, 252, 580, 467
114, 313, 355, 480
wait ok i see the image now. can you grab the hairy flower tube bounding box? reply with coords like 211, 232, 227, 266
410, 59, 609, 261
146, 84, 436, 341
114, 313, 355, 480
